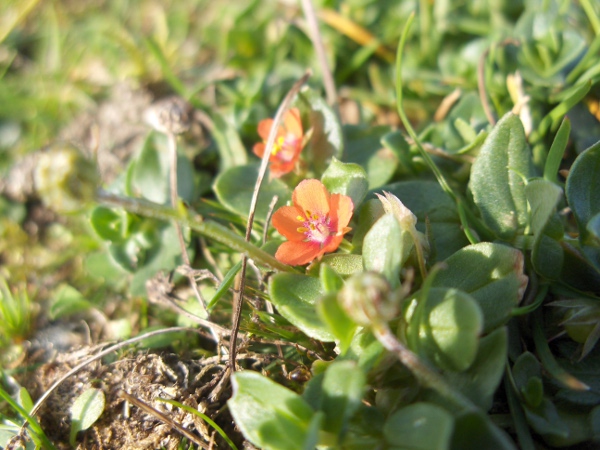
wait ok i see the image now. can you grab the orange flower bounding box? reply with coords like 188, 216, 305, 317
253, 108, 304, 178
272, 179, 354, 265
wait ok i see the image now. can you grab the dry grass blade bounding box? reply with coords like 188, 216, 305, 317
229, 70, 312, 371
301, 0, 338, 108
119, 390, 209, 449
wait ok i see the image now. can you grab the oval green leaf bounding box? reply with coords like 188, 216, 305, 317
214, 163, 291, 221
384, 402, 454, 450
269, 273, 334, 341
469, 113, 536, 241
229, 371, 315, 450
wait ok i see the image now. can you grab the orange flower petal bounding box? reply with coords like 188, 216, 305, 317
322, 234, 344, 254
292, 179, 330, 217
253, 142, 266, 158
329, 193, 354, 231
272, 205, 305, 241
283, 108, 303, 137
275, 240, 322, 266
257, 118, 275, 140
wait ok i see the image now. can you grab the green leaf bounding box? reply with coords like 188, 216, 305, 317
526, 179, 565, 279
90, 206, 127, 243
384, 402, 454, 450
344, 125, 398, 188
309, 254, 363, 277
513, 353, 544, 409
302, 89, 343, 173
381, 181, 468, 261
319, 264, 344, 293
214, 163, 291, 221
211, 111, 248, 172
526, 179, 563, 237
70, 388, 105, 446
229, 371, 316, 450
320, 360, 366, 437
321, 157, 368, 208
317, 294, 357, 355
431, 242, 528, 333
129, 222, 186, 296
362, 213, 407, 288
269, 273, 334, 341
469, 113, 536, 241
407, 288, 483, 373
131, 133, 169, 204
442, 327, 508, 410
451, 410, 517, 450
49, 284, 92, 320
544, 118, 570, 184
566, 140, 600, 240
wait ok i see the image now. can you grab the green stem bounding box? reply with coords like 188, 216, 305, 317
532, 308, 589, 391
97, 191, 296, 274
373, 324, 476, 412
395, 14, 478, 245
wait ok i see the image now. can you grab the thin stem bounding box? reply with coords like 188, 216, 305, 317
167, 132, 209, 315
373, 324, 476, 412
301, 0, 338, 108
229, 71, 311, 371
478, 46, 496, 126
120, 390, 209, 449
97, 191, 296, 274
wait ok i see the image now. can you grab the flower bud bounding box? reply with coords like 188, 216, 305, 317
338, 272, 399, 327
144, 96, 192, 135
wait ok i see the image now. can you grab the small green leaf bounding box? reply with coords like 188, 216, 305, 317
302, 89, 343, 173
319, 264, 344, 293
211, 111, 248, 172
229, 371, 315, 450
49, 284, 92, 320
512, 352, 544, 408
320, 360, 366, 436
451, 410, 517, 450
269, 274, 333, 341
309, 254, 363, 276
431, 242, 528, 333
526, 179, 563, 237
90, 206, 126, 243
362, 213, 408, 289
384, 402, 454, 450
442, 327, 508, 410
214, 163, 291, 221
321, 157, 368, 207
566, 140, 600, 240
317, 294, 356, 354
381, 181, 468, 261
544, 118, 571, 183
70, 388, 105, 446
469, 113, 536, 241
527, 178, 565, 281
131, 133, 169, 204
345, 125, 398, 188
407, 288, 483, 373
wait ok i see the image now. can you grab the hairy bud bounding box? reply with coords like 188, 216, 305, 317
338, 272, 399, 327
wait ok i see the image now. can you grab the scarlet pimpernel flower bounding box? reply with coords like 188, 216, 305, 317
272, 179, 354, 265
253, 108, 304, 178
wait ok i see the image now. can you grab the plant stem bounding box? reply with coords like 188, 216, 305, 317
96, 191, 296, 274
373, 323, 477, 412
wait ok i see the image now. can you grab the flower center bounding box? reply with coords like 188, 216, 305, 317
271, 134, 298, 162
296, 210, 333, 246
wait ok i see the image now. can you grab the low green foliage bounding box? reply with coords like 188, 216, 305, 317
2, 0, 600, 448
